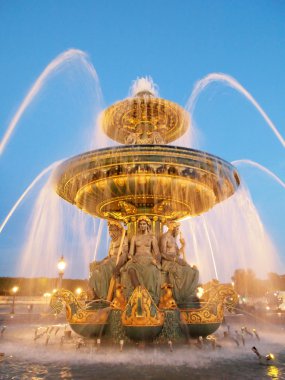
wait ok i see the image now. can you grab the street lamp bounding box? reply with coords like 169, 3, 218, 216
11, 286, 19, 314
57, 256, 66, 289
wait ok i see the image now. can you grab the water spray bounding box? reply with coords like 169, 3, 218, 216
206, 335, 217, 350
168, 340, 173, 352
252, 346, 275, 365
1, 326, 7, 338
45, 334, 50, 346
196, 336, 203, 349
252, 329, 260, 341
244, 326, 253, 338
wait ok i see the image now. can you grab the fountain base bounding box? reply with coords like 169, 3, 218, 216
50, 282, 237, 342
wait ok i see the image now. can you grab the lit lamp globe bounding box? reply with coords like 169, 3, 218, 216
11, 286, 19, 295
11, 286, 19, 314
75, 287, 82, 296
57, 256, 66, 273
57, 256, 66, 289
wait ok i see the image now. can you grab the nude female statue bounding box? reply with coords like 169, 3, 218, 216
122, 216, 162, 303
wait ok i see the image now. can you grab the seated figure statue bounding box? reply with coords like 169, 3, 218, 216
89, 220, 128, 300
121, 216, 162, 303
159, 222, 199, 306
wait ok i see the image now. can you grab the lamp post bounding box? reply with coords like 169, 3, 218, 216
11, 286, 19, 314
57, 256, 66, 289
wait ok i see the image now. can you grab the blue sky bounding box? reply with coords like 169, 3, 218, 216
0, 1, 284, 278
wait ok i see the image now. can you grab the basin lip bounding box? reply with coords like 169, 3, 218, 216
55, 144, 237, 172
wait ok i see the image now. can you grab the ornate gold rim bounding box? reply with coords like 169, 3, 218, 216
54, 145, 240, 222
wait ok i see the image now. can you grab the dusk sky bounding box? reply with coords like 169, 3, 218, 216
0, 1, 284, 279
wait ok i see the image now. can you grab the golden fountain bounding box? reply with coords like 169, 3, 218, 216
51, 78, 239, 342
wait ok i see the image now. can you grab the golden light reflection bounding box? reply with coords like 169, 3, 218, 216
266, 354, 275, 361
196, 286, 204, 299
267, 365, 279, 379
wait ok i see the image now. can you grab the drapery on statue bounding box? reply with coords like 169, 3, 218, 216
121, 216, 162, 303
89, 220, 128, 300
159, 221, 199, 306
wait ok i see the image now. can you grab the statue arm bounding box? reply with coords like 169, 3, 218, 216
117, 237, 129, 264
178, 232, 186, 257
152, 236, 161, 262
177, 233, 188, 265
160, 234, 167, 259
113, 237, 129, 275
129, 235, 136, 258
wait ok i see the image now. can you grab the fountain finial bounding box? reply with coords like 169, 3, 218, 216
130, 76, 158, 98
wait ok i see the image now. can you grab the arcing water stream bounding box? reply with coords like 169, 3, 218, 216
186, 72, 285, 148
233, 159, 285, 190
0, 49, 103, 156
0, 161, 63, 234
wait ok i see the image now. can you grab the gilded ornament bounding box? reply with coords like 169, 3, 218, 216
122, 286, 165, 327
180, 281, 238, 325
111, 284, 127, 310
50, 289, 109, 325
159, 283, 177, 310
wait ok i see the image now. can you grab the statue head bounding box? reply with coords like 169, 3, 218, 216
167, 221, 180, 237
107, 220, 123, 240
137, 216, 151, 233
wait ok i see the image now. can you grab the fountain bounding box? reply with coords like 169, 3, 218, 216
50, 77, 239, 342
1, 73, 285, 379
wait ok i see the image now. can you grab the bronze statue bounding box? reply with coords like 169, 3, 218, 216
121, 216, 162, 303
159, 222, 199, 305
89, 220, 128, 299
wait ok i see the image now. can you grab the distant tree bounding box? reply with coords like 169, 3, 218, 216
231, 270, 285, 298
231, 268, 261, 297
268, 273, 285, 291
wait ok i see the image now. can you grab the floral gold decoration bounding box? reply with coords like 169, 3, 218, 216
180, 280, 238, 325
122, 286, 164, 327
50, 289, 109, 325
